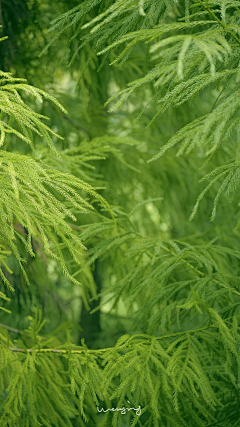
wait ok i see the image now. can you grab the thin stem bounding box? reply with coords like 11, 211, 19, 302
0, 344, 112, 354
0, 323, 21, 334
0, 323, 46, 339
2, 314, 239, 355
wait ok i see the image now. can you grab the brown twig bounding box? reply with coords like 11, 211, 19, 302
0, 323, 20, 334
0, 344, 108, 354
0, 323, 46, 339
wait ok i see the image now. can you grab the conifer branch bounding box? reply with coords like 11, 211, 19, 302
2, 316, 238, 354
162, 241, 240, 298
198, 0, 240, 45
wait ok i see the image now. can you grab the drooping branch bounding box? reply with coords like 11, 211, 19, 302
1, 321, 231, 355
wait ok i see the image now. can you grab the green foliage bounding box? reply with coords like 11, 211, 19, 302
1, 1, 240, 426
0, 42, 111, 307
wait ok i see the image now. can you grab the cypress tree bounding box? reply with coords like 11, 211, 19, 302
1, 1, 240, 426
